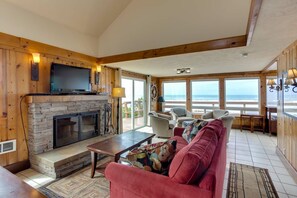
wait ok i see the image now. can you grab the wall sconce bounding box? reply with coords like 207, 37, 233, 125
267, 79, 282, 92
283, 78, 292, 92
31, 53, 40, 81
176, 68, 191, 74
287, 68, 297, 93
94, 65, 101, 85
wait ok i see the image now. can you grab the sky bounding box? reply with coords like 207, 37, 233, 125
121, 78, 144, 102
163, 79, 260, 96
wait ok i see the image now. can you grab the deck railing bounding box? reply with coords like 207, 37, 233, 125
163, 100, 260, 115
122, 100, 144, 118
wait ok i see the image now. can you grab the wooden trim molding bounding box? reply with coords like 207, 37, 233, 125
246, 0, 263, 46
158, 70, 277, 81
122, 70, 147, 80
261, 58, 278, 73
97, 35, 247, 64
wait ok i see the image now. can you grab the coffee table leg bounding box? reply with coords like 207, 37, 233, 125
147, 138, 152, 144
90, 151, 98, 178
114, 154, 121, 162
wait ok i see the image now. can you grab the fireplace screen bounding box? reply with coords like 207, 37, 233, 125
53, 111, 99, 148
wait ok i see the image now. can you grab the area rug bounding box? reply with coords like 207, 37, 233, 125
38, 166, 109, 198
227, 162, 279, 198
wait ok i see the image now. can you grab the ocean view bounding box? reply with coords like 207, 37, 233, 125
164, 94, 259, 101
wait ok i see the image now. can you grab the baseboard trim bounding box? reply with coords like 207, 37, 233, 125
4, 160, 30, 174
276, 147, 297, 184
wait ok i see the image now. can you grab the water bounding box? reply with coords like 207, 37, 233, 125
164, 94, 258, 101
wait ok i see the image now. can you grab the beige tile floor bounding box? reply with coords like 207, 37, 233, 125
16, 128, 297, 198
222, 129, 297, 198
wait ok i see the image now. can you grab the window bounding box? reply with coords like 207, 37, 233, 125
163, 81, 186, 111
191, 80, 219, 114
225, 79, 260, 115
266, 77, 278, 107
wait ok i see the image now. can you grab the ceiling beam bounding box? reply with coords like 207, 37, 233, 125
97, 35, 247, 64
97, 0, 261, 64
246, 0, 263, 46
261, 57, 278, 73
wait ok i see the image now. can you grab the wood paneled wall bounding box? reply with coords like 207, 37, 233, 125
0, 33, 116, 166
277, 40, 297, 171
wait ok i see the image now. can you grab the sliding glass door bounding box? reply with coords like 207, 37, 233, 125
121, 78, 146, 132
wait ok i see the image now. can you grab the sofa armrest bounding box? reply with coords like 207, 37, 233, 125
105, 162, 212, 198
157, 113, 172, 120
170, 111, 178, 120
173, 127, 184, 137
201, 112, 213, 119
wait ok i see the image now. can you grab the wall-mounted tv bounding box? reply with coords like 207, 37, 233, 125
50, 63, 91, 94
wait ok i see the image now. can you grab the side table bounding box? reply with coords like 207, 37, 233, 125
240, 114, 265, 133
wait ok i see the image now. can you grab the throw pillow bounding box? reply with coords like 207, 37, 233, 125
127, 139, 177, 175
182, 119, 208, 143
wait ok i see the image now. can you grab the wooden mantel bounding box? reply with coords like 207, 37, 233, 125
26, 94, 109, 104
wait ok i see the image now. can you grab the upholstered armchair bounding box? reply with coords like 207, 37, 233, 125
170, 107, 194, 127
201, 109, 234, 142
148, 112, 176, 138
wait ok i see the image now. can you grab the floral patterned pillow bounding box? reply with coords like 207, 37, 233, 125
127, 140, 177, 175
182, 119, 208, 143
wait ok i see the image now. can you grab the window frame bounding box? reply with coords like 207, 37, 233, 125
224, 77, 261, 115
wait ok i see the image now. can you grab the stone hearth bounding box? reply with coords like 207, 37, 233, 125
26, 95, 110, 178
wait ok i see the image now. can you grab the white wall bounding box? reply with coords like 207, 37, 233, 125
0, 1, 98, 57
97, 0, 250, 57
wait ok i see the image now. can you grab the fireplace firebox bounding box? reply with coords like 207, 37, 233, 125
53, 111, 99, 148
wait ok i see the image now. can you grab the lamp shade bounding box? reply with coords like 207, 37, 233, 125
32, 53, 40, 63
112, 87, 126, 98
288, 68, 297, 79
285, 78, 293, 85
267, 79, 276, 86
157, 96, 165, 103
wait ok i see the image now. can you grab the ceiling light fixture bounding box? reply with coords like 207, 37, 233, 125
176, 68, 191, 74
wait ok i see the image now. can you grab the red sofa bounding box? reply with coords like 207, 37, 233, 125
105, 119, 227, 198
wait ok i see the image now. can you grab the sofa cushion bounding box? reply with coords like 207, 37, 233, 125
170, 136, 188, 152
199, 119, 224, 138
127, 140, 177, 175
169, 127, 218, 184
182, 119, 208, 143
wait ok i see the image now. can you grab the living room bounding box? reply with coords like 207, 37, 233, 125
0, 0, 297, 197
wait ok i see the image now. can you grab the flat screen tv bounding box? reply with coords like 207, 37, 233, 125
50, 63, 91, 93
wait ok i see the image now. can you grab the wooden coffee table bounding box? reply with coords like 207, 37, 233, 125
87, 131, 155, 178
0, 167, 46, 198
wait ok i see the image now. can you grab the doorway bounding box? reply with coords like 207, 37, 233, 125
121, 78, 146, 132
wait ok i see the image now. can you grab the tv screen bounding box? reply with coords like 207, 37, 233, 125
50, 63, 91, 93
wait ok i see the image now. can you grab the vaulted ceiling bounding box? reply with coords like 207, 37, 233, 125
1, 0, 297, 77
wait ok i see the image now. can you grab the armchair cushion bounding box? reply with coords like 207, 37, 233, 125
169, 126, 218, 184
172, 107, 187, 117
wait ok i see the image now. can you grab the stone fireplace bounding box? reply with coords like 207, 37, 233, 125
26, 95, 111, 178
